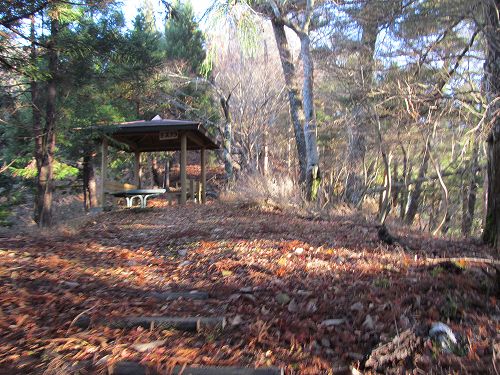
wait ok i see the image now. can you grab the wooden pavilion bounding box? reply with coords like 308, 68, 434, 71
99, 117, 219, 207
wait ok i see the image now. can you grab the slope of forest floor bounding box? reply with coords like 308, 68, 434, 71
0, 200, 498, 374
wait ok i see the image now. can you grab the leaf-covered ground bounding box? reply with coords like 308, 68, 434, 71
0, 201, 498, 374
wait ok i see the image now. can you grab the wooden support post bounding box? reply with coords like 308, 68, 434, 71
189, 179, 194, 202
134, 151, 142, 189
201, 148, 207, 204
180, 134, 187, 205
164, 158, 170, 188
196, 180, 201, 203
100, 138, 108, 207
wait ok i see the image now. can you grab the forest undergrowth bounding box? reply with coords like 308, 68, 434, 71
0, 200, 498, 374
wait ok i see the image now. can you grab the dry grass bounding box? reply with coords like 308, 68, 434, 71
221, 173, 301, 211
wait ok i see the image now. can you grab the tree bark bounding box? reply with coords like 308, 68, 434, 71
34, 15, 59, 227
405, 141, 431, 225
462, 131, 480, 236
345, 15, 379, 205
221, 95, 234, 180
271, 19, 307, 183
30, 15, 43, 223
151, 156, 162, 187
482, 0, 500, 250
82, 154, 98, 211
298, 31, 321, 200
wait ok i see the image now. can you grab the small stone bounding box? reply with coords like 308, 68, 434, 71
348, 352, 364, 361
261, 306, 270, 315
321, 318, 346, 327
241, 293, 256, 303
179, 260, 191, 267
276, 293, 290, 305
399, 314, 410, 330
295, 247, 304, 255
61, 281, 80, 288
230, 315, 243, 326
74, 314, 91, 329
287, 298, 299, 313
321, 338, 331, 348
306, 299, 318, 313
178, 249, 188, 256
240, 287, 253, 293
95, 355, 109, 367
362, 314, 374, 331
297, 290, 312, 296
132, 340, 166, 352
350, 302, 364, 312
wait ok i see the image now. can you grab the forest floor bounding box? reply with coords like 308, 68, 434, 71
0, 199, 498, 374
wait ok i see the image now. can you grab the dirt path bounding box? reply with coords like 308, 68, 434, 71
0, 202, 498, 374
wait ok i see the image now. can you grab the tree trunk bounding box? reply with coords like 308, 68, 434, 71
399, 140, 410, 221
82, 154, 98, 211
30, 15, 43, 223
462, 131, 480, 236
482, 0, 500, 250
345, 17, 378, 205
221, 95, 233, 180
164, 157, 170, 188
151, 156, 162, 187
271, 19, 307, 184
298, 31, 321, 200
405, 141, 431, 225
34, 15, 59, 227
262, 130, 269, 176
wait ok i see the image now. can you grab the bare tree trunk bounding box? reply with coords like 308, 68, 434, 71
399, 140, 410, 220
82, 154, 97, 211
34, 15, 58, 227
482, 0, 500, 250
345, 17, 378, 205
271, 19, 307, 183
151, 156, 162, 187
462, 131, 480, 236
30, 15, 43, 223
221, 95, 233, 180
391, 160, 399, 209
298, 31, 321, 200
263, 130, 269, 176
405, 141, 431, 225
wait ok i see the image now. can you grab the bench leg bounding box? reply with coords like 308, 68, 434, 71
125, 197, 133, 208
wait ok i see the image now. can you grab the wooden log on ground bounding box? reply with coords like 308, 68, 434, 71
107, 316, 226, 332
108, 361, 284, 375
149, 291, 209, 301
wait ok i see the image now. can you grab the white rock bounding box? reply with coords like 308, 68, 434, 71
295, 247, 304, 255
230, 315, 243, 326
321, 318, 346, 326
362, 314, 374, 331
350, 302, 364, 312
132, 340, 166, 352
178, 249, 188, 256
179, 260, 191, 267
306, 299, 318, 313
287, 298, 299, 313
429, 322, 457, 344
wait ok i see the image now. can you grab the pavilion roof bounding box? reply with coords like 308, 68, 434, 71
100, 118, 220, 152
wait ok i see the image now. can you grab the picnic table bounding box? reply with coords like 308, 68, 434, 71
110, 189, 166, 208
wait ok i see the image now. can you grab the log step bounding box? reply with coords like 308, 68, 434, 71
108, 316, 226, 332
109, 361, 284, 375
149, 291, 209, 301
